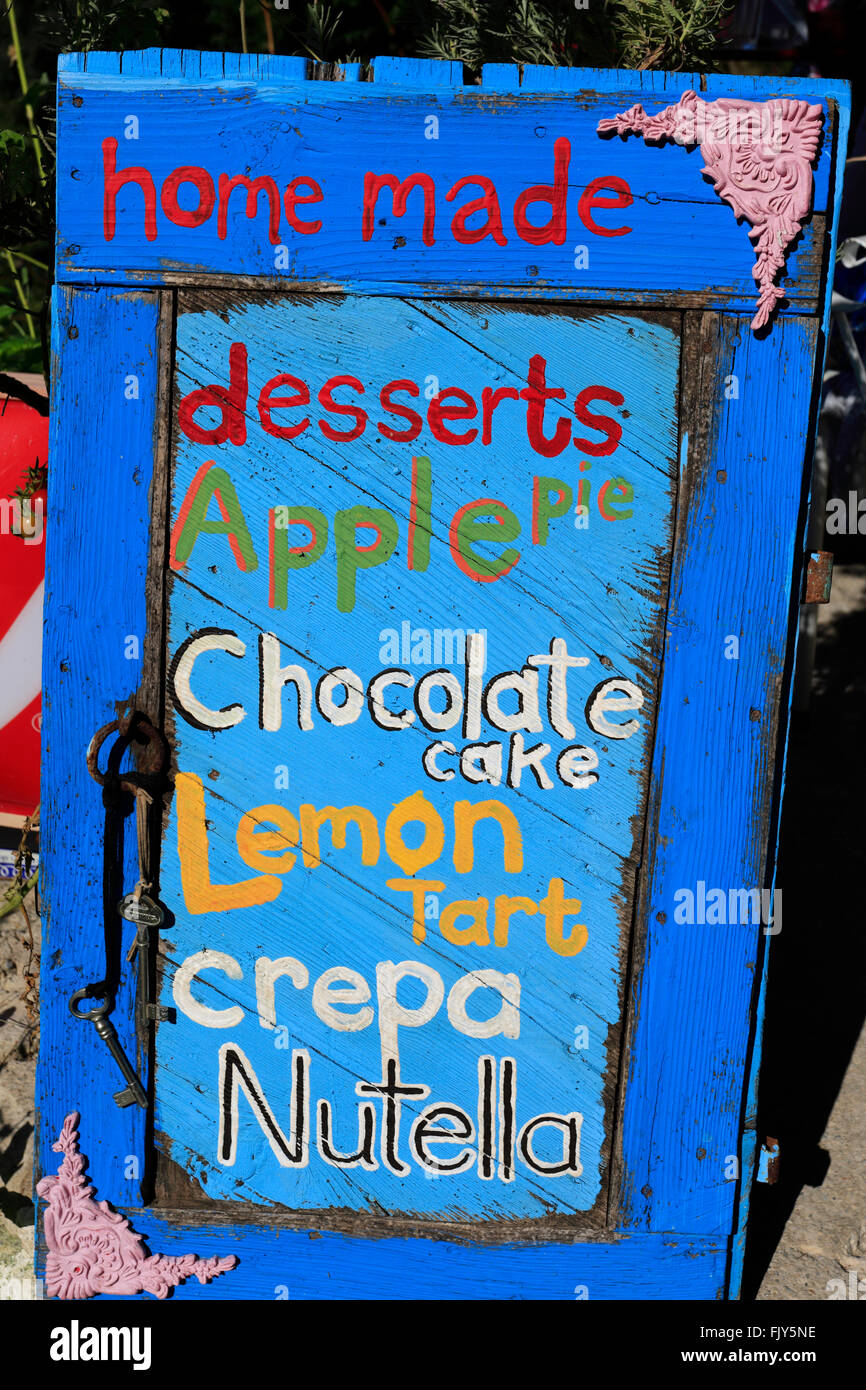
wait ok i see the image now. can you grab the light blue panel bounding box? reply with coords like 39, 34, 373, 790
156, 296, 679, 1218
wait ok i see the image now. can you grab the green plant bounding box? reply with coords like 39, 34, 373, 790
0, 0, 170, 400
416, 0, 732, 73
613, 0, 733, 71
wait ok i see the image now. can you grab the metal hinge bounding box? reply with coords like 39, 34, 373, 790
756, 1137, 780, 1184
146, 1004, 176, 1023
803, 551, 833, 604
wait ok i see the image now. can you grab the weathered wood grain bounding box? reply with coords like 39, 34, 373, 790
54, 60, 843, 315
155, 295, 680, 1227
37, 50, 848, 1299
136, 288, 174, 730
35, 1211, 727, 1299
618, 311, 820, 1236
38, 286, 159, 1203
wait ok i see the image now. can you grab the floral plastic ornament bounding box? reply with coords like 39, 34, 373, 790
36, 1112, 237, 1298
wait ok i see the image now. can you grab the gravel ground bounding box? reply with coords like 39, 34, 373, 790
1, 571, 863, 1303
747, 564, 866, 1301
0, 895, 39, 1298
757, 1026, 866, 1300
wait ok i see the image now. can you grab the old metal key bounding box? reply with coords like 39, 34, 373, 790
69, 989, 148, 1109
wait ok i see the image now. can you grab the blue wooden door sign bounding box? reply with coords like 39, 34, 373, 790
37, 51, 850, 1301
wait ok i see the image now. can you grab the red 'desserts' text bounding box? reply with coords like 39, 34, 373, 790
101, 136, 633, 250
176, 341, 625, 461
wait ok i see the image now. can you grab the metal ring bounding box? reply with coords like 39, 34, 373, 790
69, 987, 111, 1021
85, 719, 121, 786
125, 716, 168, 777
86, 714, 168, 791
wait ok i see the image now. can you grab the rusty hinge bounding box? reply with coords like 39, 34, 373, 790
146, 1003, 175, 1023
756, 1137, 780, 1184
803, 551, 833, 604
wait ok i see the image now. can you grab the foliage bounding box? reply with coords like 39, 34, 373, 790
286, 3, 345, 63
14, 458, 48, 502
415, 0, 733, 73
613, 0, 734, 72
0, 127, 48, 248
0, 304, 43, 371
36, 1, 170, 53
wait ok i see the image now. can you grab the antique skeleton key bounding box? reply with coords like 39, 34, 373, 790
119, 786, 172, 1042
68, 990, 148, 1109
74, 713, 171, 1111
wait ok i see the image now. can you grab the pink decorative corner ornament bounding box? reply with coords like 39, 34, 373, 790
36, 1113, 237, 1299
597, 88, 824, 330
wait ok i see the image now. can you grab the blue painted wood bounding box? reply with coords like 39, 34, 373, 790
55, 48, 847, 105
38, 49, 848, 1299
37, 1214, 726, 1300
157, 297, 679, 1218
62, 52, 118, 74
54, 61, 842, 315
115, 50, 167, 78
727, 78, 852, 1305
619, 312, 820, 1235
198, 51, 232, 81
481, 65, 521, 92
37, 303, 819, 1293
58, 49, 310, 80
372, 56, 463, 87
38, 286, 158, 1205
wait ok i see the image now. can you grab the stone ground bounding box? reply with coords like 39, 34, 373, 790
0, 891, 39, 1298
746, 564, 866, 1301
0, 571, 864, 1302
757, 1026, 866, 1300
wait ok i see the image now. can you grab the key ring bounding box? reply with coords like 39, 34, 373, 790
69, 986, 113, 1021
87, 713, 168, 796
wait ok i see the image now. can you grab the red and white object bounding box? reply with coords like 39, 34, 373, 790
0, 374, 47, 824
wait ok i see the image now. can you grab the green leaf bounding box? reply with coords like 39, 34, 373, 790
0, 336, 44, 372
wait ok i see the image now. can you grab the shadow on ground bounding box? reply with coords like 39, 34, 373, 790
741, 566, 866, 1298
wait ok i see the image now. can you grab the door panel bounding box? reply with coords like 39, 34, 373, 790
155, 294, 680, 1225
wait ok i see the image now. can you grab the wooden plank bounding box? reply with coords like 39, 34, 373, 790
372, 56, 464, 87
617, 311, 820, 1235
37, 287, 160, 1202
55, 69, 838, 315
34, 1206, 726, 1298
728, 87, 851, 1301
57, 50, 314, 80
